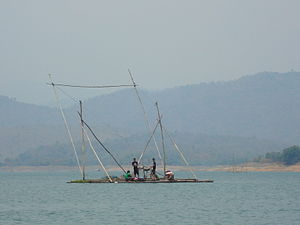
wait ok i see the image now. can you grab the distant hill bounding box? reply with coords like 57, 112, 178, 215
0, 96, 65, 160
0, 96, 121, 161
0, 96, 58, 126
79, 71, 300, 144
156, 72, 300, 143
1, 71, 300, 165
4, 131, 286, 166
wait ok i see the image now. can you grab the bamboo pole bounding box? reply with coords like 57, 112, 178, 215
155, 102, 166, 176
79, 100, 86, 180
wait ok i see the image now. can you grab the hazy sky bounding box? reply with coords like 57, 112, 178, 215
1, 0, 299, 105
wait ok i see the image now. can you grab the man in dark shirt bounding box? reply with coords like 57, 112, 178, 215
132, 158, 139, 178
151, 158, 156, 175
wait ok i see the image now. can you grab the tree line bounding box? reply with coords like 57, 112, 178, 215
262, 145, 300, 165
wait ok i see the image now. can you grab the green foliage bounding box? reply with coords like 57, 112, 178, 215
282, 145, 300, 165
264, 145, 300, 165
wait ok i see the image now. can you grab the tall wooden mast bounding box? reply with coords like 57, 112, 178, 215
79, 100, 86, 180
155, 102, 166, 176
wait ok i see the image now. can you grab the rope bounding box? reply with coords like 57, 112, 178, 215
128, 69, 162, 161
83, 127, 112, 182
48, 75, 83, 178
47, 82, 136, 89
163, 126, 198, 180
56, 86, 79, 103
138, 118, 161, 164
78, 113, 126, 173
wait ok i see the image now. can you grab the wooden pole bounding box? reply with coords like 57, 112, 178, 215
49, 74, 83, 178
155, 102, 166, 177
80, 100, 86, 180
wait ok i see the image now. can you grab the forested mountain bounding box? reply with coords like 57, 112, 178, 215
78, 71, 300, 143
0, 96, 64, 160
0, 96, 58, 126
1, 71, 300, 165
5, 132, 286, 166
157, 71, 300, 143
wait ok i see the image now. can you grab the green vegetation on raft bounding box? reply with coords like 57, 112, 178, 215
68, 177, 122, 183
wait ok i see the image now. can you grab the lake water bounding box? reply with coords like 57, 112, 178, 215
0, 170, 299, 225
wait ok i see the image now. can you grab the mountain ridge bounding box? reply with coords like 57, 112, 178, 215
1, 71, 300, 164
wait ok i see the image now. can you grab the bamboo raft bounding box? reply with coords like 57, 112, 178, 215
68, 178, 214, 183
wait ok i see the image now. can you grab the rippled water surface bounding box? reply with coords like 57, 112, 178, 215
0, 170, 299, 225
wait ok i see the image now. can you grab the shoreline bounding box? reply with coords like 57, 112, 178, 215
200, 163, 300, 172
1, 163, 300, 172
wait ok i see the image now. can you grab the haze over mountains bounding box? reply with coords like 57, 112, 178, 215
1, 71, 299, 166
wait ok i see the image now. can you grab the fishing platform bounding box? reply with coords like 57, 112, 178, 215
48, 71, 214, 184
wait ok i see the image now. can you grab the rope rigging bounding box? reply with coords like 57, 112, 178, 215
128, 69, 162, 161
56, 86, 79, 103
47, 82, 136, 89
78, 112, 126, 173
163, 126, 198, 180
138, 117, 162, 164
48, 73, 197, 181
48, 74, 133, 177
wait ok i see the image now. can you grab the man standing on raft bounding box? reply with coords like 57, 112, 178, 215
151, 158, 156, 175
132, 158, 139, 178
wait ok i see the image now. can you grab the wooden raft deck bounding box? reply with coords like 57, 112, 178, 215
68, 178, 214, 183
